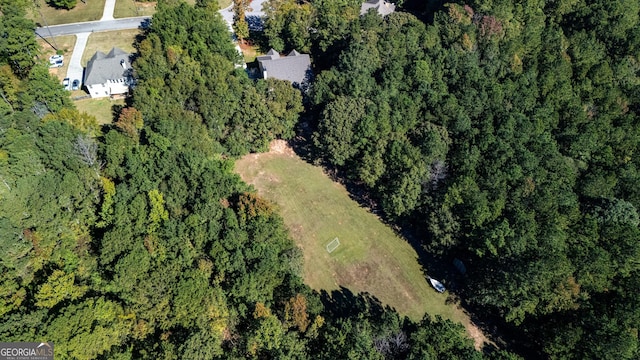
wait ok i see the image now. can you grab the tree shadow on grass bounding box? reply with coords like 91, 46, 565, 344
318, 287, 396, 324
288, 116, 319, 163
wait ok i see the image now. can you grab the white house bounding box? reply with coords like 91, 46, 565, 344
84, 48, 132, 98
360, 0, 396, 16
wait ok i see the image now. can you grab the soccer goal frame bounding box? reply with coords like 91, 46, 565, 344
326, 237, 340, 253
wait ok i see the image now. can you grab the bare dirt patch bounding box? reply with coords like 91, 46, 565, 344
269, 139, 295, 156
464, 319, 493, 350
336, 261, 374, 286
236, 141, 294, 176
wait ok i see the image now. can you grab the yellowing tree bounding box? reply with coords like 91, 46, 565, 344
147, 189, 169, 234
284, 293, 310, 332
115, 107, 144, 139
35, 270, 88, 308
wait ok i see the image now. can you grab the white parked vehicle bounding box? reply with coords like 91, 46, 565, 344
49, 54, 64, 64
429, 277, 446, 293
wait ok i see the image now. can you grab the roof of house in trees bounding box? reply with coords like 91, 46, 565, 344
360, 0, 396, 16
257, 49, 312, 86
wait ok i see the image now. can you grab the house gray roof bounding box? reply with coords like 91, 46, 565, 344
257, 49, 311, 85
84, 47, 132, 86
360, 0, 396, 16
265, 49, 279, 57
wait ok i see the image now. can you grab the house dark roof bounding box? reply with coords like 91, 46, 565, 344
360, 0, 396, 16
257, 49, 311, 85
84, 47, 132, 86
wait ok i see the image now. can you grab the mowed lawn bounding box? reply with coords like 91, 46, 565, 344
31, 0, 230, 23
29, 0, 105, 25
235, 144, 468, 324
74, 98, 124, 125
113, 0, 157, 18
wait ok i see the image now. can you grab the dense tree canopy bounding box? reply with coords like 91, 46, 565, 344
133, 0, 304, 156
301, 0, 640, 358
0, 1, 501, 359
4, 0, 637, 357
0, 0, 41, 77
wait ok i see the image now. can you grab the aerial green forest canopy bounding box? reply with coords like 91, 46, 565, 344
0, 0, 638, 358
274, 0, 638, 358
0, 0, 510, 359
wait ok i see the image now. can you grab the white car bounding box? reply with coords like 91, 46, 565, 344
63, 78, 70, 90
49, 54, 64, 64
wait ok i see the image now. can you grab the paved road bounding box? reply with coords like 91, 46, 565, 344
220, 3, 234, 31
37, 0, 266, 38
66, 32, 90, 87
101, 0, 116, 21
220, 0, 266, 31
36, 17, 150, 37
246, 0, 267, 30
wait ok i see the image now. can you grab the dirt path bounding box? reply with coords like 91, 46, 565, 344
268, 139, 295, 155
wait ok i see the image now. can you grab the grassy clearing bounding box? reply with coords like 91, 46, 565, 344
29, 0, 106, 26
81, 30, 140, 67
74, 97, 125, 125
235, 143, 468, 325
114, 0, 230, 18
113, 0, 157, 18
38, 35, 76, 82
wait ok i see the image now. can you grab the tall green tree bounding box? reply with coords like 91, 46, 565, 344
233, 0, 250, 44
263, 0, 315, 53
0, 2, 40, 77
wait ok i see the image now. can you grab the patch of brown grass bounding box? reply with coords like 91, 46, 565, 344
239, 42, 260, 63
